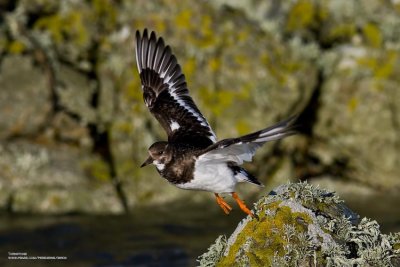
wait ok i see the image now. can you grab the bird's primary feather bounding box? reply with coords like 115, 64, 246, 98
135, 29, 217, 148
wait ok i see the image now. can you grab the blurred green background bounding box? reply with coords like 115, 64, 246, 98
0, 0, 399, 266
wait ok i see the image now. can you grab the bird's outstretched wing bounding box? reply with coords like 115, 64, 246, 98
198, 115, 298, 164
135, 29, 217, 148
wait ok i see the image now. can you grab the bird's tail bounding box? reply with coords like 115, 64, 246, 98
229, 163, 263, 186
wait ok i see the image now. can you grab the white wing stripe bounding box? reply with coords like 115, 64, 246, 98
255, 133, 289, 143
157, 52, 167, 74
259, 126, 286, 136
170, 121, 180, 131
147, 41, 152, 68
169, 90, 217, 142
161, 61, 172, 79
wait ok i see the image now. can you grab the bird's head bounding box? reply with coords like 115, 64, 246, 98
140, 141, 170, 170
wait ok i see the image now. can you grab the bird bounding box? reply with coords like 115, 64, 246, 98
135, 29, 298, 218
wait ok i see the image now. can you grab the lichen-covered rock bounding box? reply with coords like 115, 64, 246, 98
1, 0, 400, 214
0, 141, 124, 214
212, 0, 400, 191
0, 55, 51, 139
311, 44, 400, 190
198, 182, 400, 266
11, 185, 123, 214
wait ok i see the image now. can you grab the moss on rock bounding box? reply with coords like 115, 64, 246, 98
198, 182, 400, 266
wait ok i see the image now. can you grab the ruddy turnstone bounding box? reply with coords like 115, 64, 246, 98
135, 29, 298, 218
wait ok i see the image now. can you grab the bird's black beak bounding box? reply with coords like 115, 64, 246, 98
140, 156, 153, 168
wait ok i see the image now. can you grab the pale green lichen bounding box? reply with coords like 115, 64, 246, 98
198, 235, 227, 267
198, 182, 400, 266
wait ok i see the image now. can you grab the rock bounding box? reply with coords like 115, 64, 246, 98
211, 0, 400, 192
313, 47, 400, 189
309, 177, 400, 233
11, 185, 123, 214
1, 0, 400, 214
198, 182, 400, 266
0, 55, 51, 139
0, 141, 124, 214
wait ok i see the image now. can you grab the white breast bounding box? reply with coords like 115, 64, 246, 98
154, 160, 165, 171
176, 160, 237, 193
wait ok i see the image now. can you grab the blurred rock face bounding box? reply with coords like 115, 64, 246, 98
0, 56, 50, 139
0, 0, 399, 213
315, 61, 400, 189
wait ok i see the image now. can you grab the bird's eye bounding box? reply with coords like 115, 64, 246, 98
158, 151, 163, 155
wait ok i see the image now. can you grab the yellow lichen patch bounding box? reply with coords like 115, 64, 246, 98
357, 51, 398, 82
183, 57, 196, 79
123, 67, 143, 103
114, 121, 133, 134
81, 159, 110, 182
327, 23, 356, 42
374, 50, 397, 80
286, 0, 315, 32
91, 0, 117, 31
34, 11, 89, 47
198, 86, 238, 117
237, 30, 249, 43
8, 41, 26, 54
208, 57, 221, 72
218, 202, 311, 266
363, 23, 382, 48
317, 2, 329, 21
235, 120, 250, 135
348, 97, 358, 113
175, 9, 192, 29
233, 54, 247, 67
50, 194, 62, 206
199, 14, 214, 46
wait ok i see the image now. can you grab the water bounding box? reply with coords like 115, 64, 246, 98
0, 204, 244, 267
1, 195, 399, 267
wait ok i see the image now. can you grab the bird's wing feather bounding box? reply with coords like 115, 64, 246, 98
135, 29, 217, 148
199, 115, 298, 164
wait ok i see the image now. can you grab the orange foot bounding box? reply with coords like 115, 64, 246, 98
215, 193, 232, 214
232, 192, 257, 219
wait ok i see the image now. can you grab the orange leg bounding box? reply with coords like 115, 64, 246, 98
215, 193, 232, 215
231, 192, 256, 218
